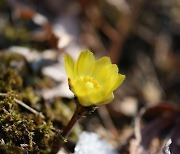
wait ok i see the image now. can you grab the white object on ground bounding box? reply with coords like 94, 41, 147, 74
74, 131, 118, 154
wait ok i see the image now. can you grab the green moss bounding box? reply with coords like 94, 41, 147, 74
0, 51, 81, 153
20, 87, 40, 106
4, 26, 30, 42
0, 52, 64, 153
0, 52, 27, 92
0, 92, 62, 153
0, 68, 23, 92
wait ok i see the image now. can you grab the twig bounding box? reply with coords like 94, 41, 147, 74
0, 93, 45, 119
0, 93, 7, 97
98, 105, 119, 137
14, 98, 45, 118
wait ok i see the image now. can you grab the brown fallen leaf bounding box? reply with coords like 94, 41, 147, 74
120, 103, 180, 154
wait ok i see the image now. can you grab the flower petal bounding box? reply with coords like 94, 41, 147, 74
95, 64, 119, 84
112, 74, 125, 91
101, 93, 114, 105
95, 57, 111, 69
93, 57, 111, 77
64, 54, 75, 80
105, 74, 125, 96
75, 50, 95, 77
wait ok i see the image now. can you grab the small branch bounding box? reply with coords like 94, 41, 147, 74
0, 93, 45, 119
98, 106, 119, 137
14, 98, 45, 119
0, 93, 8, 97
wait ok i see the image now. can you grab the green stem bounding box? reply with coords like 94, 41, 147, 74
62, 103, 85, 138
52, 100, 97, 153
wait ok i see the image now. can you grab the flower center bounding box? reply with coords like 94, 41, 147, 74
80, 76, 101, 89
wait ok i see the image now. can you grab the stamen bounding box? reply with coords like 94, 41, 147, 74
75, 76, 101, 89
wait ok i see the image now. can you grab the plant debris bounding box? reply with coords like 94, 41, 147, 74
0, 0, 180, 153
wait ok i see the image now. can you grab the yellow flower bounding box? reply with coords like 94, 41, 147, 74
64, 50, 125, 106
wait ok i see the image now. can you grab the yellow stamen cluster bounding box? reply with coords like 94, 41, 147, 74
76, 76, 101, 89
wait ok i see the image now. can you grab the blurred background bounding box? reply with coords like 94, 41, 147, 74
0, 0, 179, 153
